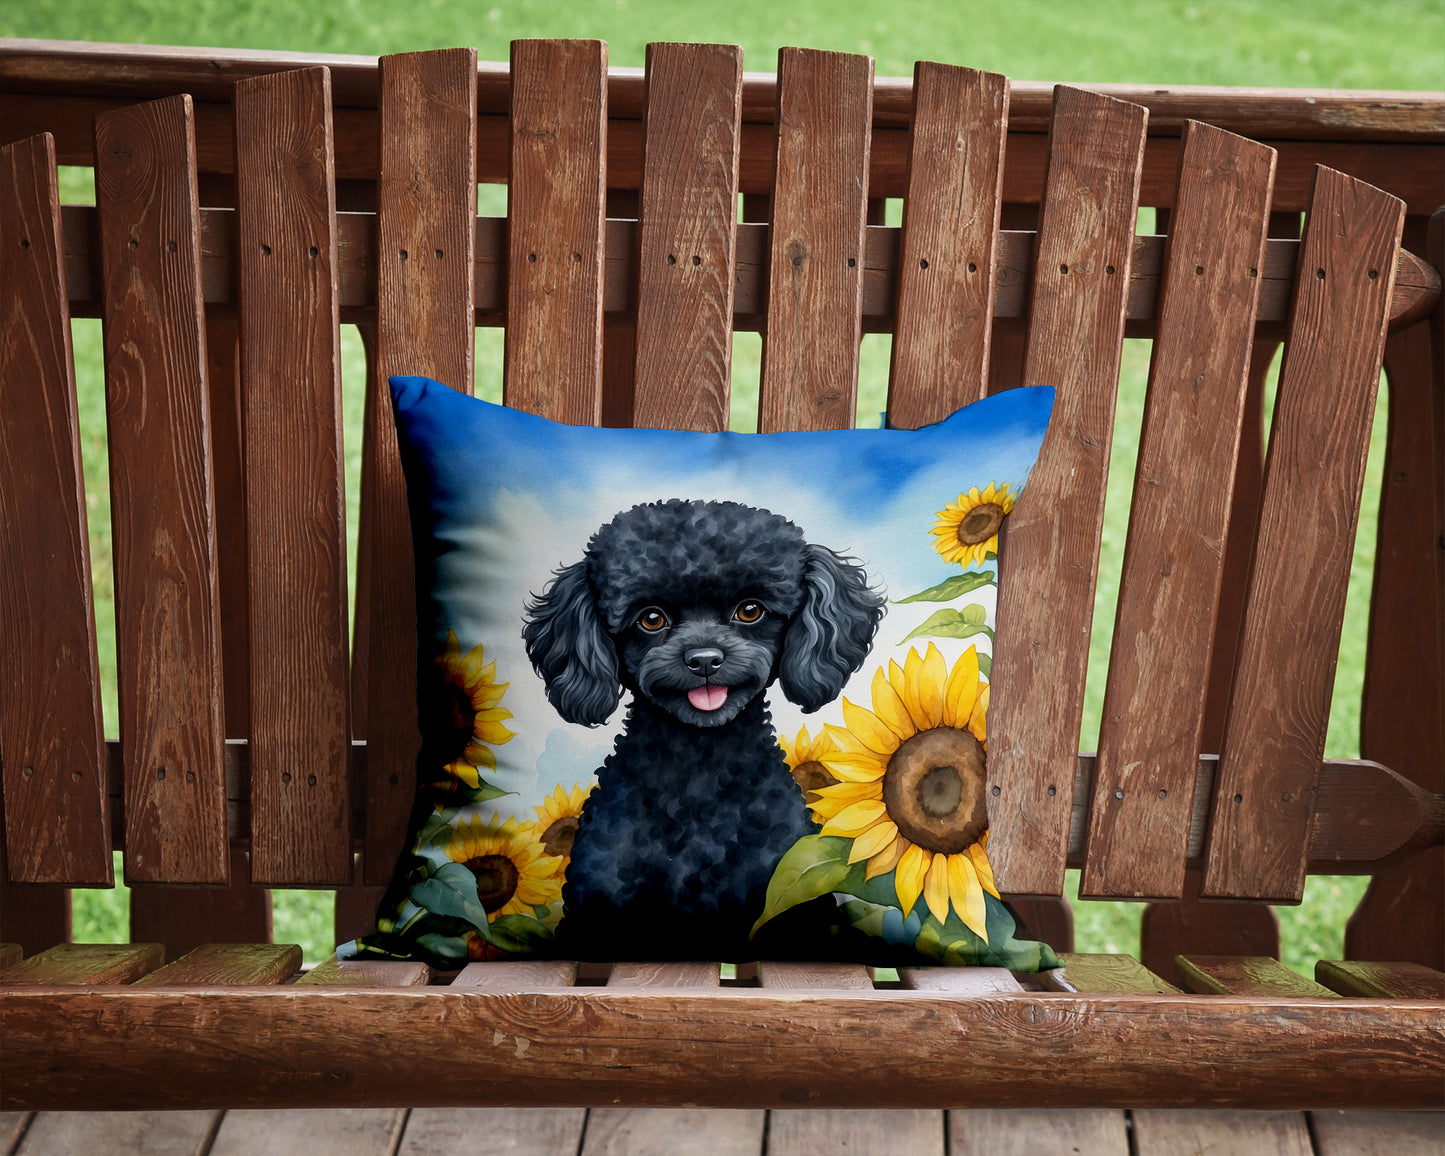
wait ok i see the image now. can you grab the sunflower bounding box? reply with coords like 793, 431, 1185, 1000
930, 482, 1015, 568
779, 725, 840, 806
426, 630, 515, 767
533, 782, 592, 871
443, 813, 562, 920
812, 643, 1000, 941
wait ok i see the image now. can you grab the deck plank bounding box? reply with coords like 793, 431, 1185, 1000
14, 1111, 218, 1156
131, 943, 301, 987
950, 1109, 1128, 1155
757, 962, 872, 990
0, 943, 163, 985
1176, 955, 1337, 997
1316, 960, 1445, 999
297, 955, 432, 987
1309, 1110, 1445, 1155
769, 1109, 944, 1156
1132, 1110, 1312, 1156
583, 1108, 763, 1156
399, 1108, 586, 1156
208, 1109, 403, 1156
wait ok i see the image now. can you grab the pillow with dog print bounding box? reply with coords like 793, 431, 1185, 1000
339, 376, 1060, 972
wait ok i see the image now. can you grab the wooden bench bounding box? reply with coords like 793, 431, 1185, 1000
1, 37, 1442, 1118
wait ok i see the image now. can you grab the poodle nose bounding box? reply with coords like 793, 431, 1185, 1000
684, 647, 724, 677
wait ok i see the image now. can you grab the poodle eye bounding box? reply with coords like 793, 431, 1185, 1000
734, 600, 766, 624
637, 607, 669, 633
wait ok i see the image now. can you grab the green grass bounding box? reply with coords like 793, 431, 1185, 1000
21, 0, 1442, 968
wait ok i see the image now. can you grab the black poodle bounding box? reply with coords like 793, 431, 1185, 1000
522, 498, 884, 961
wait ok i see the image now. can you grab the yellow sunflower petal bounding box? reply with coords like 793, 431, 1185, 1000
818, 750, 888, 782
969, 682, 990, 743
944, 646, 980, 729
948, 852, 989, 943
919, 644, 947, 728
847, 820, 899, 865
473, 718, 516, 745
462, 741, 498, 770
969, 840, 1000, 899
841, 698, 900, 756
447, 759, 480, 788
863, 833, 908, 880
823, 723, 872, 756
869, 667, 915, 739
820, 798, 888, 837
896, 843, 930, 919
923, 852, 952, 924
811, 781, 881, 804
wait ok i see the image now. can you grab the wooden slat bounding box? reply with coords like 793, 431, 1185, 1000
233, 67, 352, 885
360, 48, 478, 886
131, 942, 300, 986
583, 1108, 764, 1156
0, 942, 162, 985
1056, 953, 1181, 994
208, 1109, 404, 1156
630, 42, 742, 433
758, 48, 874, 433
1316, 959, 1445, 999
1204, 167, 1407, 902
0, 132, 110, 885
1175, 955, 1336, 997
757, 962, 872, 989
607, 962, 719, 988
93, 95, 228, 885
0, 945, 20, 967
0, 874, 69, 957
950, 1109, 1128, 1156
504, 39, 606, 423
985, 87, 1148, 896
4, 988, 1442, 1109
451, 960, 579, 988
1139, 869, 1279, 982
128, 846, 271, 963
898, 967, 1024, 993
401, 1108, 588, 1156
13, 1111, 219, 1156
888, 63, 1009, 426
769, 1110, 944, 1156
1310, 1110, 1445, 1156
1132, 1110, 1312, 1156
1084, 123, 1277, 901
333, 848, 386, 947
298, 955, 432, 987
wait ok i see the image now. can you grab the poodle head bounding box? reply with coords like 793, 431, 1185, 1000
522, 499, 884, 727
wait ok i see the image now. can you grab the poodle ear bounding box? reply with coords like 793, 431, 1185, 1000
522, 559, 622, 726
778, 544, 885, 712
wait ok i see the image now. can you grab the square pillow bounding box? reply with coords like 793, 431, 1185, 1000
340, 378, 1059, 971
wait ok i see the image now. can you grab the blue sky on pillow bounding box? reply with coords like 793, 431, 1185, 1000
375, 377, 1055, 966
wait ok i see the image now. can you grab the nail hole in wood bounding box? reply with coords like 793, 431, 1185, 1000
156, 768, 166, 781
1158, 789, 1167, 799
260, 244, 271, 256
1249, 268, 1258, 277
308, 774, 318, 787
1046, 785, 1056, 797
967, 261, 977, 273
308, 246, 319, 258
435, 249, 444, 260
186, 771, 195, 783
991, 785, 1000, 797
1194, 265, 1204, 275
389, 774, 400, 786
128, 239, 139, 250
572, 252, 582, 262
1059, 263, 1069, 274
1105, 264, 1115, 275
400, 249, 409, 260
528, 253, 537, 263
1113, 788, 1124, 800
167, 240, 177, 253
847, 257, 857, 268
1368, 268, 1378, 279
1233, 792, 1243, 803
692, 255, 701, 266
19, 238, 30, 249
668, 254, 677, 265
282, 772, 292, 784
71, 771, 82, 783
1315, 268, 1325, 280
22, 766, 33, 778
919, 258, 929, 269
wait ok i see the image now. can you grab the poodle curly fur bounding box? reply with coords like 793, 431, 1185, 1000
522, 498, 885, 960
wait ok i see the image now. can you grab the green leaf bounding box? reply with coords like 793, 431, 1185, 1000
750, 835, 853, 937
841, 899, 891, 940
892, 570, 996, 604
487, 913, 554, 954
900, 608, 996, 645
411, 861, 490, 931
977, 653, 991, 679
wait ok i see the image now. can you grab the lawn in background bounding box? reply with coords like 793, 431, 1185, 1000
12, 0, 1441, 967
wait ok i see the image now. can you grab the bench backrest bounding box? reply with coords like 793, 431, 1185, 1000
1, 43, 1439, 946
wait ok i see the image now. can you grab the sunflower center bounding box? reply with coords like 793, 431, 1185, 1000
465, 854, 519, 913
541, 816, 579, 859
956, 502, 1005, 546
422, 680, 479, 761
881, 727, 988, 854
791, 759, 837, 799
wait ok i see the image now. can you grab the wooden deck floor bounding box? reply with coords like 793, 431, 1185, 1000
3, 1108, 1443, 1155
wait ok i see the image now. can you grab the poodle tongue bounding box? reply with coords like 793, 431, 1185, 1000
688, 685, 729, 711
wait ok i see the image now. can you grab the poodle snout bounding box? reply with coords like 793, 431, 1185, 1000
684, 647, 724, 677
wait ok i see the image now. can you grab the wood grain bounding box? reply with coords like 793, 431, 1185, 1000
128, 845, 272, 962
899, 967, 1024, 993
0, 871, 70, 957
583, 1108, 764, 1156
888, 63, 1009, 427
451, 960, 578, 988
1083, 123, 1275, 900
1316, 960, 1445, 999
769, 1110, 943, 1156
0, 942, 162, 985
93, 95, 229, 885
208, 1109, 404, 1156
1057, 953, 1181, 994
504, 39, 606, 424
401, 1108, 587, 1156
1310, 1110, 1445, 1156
758, 48, 874, 433
2, 987, 1442, 1110
233, 67, 352, 885
1139, 868, 1279, 981
1175, 955, 1336, 997
297, 955, 432, 987
756, 962, 872, 990
950, 1109, 1128, 1156
1204, 167, 1407, 903
0, 133, 111, 885
358, 49, 477, 886
13, 1110, 219, 1156
1, 1112, 31, 1153
131, 942, 300, 986
986, 87, 1148, 896
1132, 1110, 1312, 1156
608, 962, 720, 988
631, 43, 742, 432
